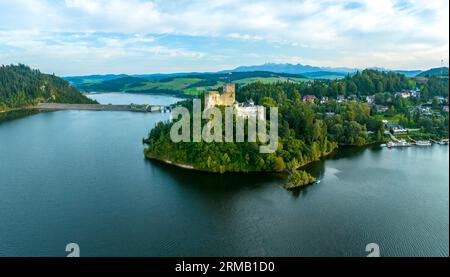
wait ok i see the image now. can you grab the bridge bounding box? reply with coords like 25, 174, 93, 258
36, 103, 166, 113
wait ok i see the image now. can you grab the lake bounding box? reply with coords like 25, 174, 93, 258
0, 93, 448, 257
85, 92, 183, 106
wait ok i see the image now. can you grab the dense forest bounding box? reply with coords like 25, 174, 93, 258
0, 64, 96, 111
271, 69, 415, 98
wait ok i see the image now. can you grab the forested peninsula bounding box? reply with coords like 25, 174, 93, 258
144, 69, 449, 188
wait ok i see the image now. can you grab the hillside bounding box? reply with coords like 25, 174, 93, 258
64, 74, 128, 87
0, 64, 96, 111
70, 71, 309, 96
417, 67, 449, 77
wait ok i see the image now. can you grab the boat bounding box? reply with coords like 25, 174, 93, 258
438, 139, 449, 145
386, 140, 411, 148
396, 140, 411, 147
415, 140, 432, 146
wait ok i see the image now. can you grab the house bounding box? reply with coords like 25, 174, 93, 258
437, 97, 446, 104
384, 122, 407, 134
393, 128, 408, 135
412, 106, 433, 117
416, 79, 427, 85
366, 95, 375, 104
401, 91, 410, 98
394, 90, 410, 98
337, 95, 345, 103
320, 96, 329, 104
302, 95, 317, 103
385, 122, 400, 129
376, 105, 389, 113
443, 106, 449, 112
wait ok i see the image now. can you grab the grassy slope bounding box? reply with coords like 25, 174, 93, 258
126, 78, 203, 92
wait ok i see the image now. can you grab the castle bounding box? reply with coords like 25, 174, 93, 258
204, 83, 236, 108
204, 83, 265, 121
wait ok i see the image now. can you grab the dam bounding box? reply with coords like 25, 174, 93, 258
36, 103, 165, 113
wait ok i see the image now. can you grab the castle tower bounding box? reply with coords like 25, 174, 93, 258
224, 83, 235, 96
204, 83, 236, 107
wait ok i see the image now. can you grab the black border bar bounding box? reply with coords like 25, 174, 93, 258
0, 257, 448, 275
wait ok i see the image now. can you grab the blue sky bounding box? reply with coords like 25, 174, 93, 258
0, 0, 448, 76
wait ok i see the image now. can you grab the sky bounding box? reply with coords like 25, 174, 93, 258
0, 0, 448, 76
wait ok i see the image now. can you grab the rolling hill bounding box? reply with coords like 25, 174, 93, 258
69, 71, 309, 96
417, 67, 449, 77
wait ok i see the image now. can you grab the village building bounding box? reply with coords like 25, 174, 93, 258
302, 95, 317, 103
366, 95, 375, 104
337, 95, 345, 103
376, 105, 389, 113
384, 121, 407, 134
401, 91, 410, 98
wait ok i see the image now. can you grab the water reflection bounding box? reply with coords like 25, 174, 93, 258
147, 158, 283, 193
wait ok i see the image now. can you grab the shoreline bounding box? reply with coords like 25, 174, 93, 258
160, 159, 195, 170
145, 145, 340, 174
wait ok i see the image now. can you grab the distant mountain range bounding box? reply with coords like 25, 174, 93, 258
227, 63, 448, 78
228, 63, 358, 75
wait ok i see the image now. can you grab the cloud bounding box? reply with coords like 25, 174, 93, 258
0, 31, 208, 75
0, 0, 448, 74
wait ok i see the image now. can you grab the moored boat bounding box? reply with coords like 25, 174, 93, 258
386, 140, 411, 148
415, 140, 432, 146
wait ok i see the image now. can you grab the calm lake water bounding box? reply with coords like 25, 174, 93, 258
85, 92, 183, 106
0, 93, 448, 257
